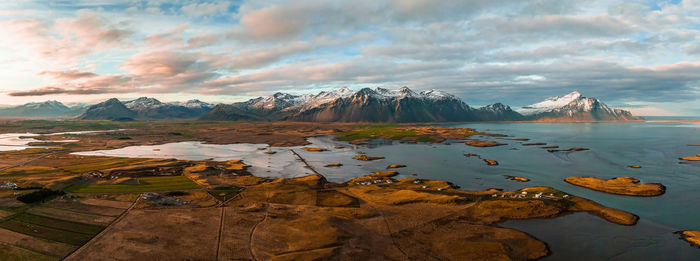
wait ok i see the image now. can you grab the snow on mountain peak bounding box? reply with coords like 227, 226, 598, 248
180, 100, 212, 108
125, 97, 163, 110
420, 89, 457, 100
516, 91, 617, 116
373, 86, 418, 98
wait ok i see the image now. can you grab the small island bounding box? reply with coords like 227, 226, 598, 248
324, 163, 343, 167
547, 147, 589, 152
565, 176, 666, 196
505, 175, 530, 182
301, 146, 328, 152
680, 154, 700, 161
677, 230, 700, 248
353, 155, 385, 161
483, 159, 499, 166
465, 140, 506, 147
523, 142, 547, 146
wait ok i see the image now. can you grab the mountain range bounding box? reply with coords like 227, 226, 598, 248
77, 97, 213, 121
201, 87, 636, 122
1, 88, 638, 122
0, 101, 88, 118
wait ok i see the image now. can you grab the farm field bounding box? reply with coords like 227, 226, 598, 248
65, 176, 200, 193
0, 193, 131, 259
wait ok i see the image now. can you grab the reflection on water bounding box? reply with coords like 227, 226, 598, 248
72, 137, 392, 182
501, 213, 700, 260
68, 121, 700, 259
0, 129, 122, 151
0, 133, 44, 151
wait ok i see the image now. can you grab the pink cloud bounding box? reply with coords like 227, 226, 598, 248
40, 70, 98, 80
236, 4, 309, 40
0, 12, 131, 66
145, 24, 187, 48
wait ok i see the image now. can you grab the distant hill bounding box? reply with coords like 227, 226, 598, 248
517, 91, 638, 121
78, 98, 137, 121
77, 97, 212, 120
123, 97, 213, 119
0, 101, 87, 118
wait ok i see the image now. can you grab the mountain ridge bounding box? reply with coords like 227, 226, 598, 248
202, 87, 634, 122
517, 91, 638, 121
4, 88, 638, 122
0, 100, 88, 118
77, 97, 212, 120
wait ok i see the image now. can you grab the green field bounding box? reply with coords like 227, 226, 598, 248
65, 176, 200, 193
9, 213, 104, 235
0, 217, 96, 246
337, 124, 506, 142
27, 207, 114, 226
0, 167, 58, 177
60, 158, 150, 173
336, 124, 425, 141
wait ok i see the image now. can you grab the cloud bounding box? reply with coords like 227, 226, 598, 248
39, 70, 98, 80
186, 33, 222, 49
0, 11, 132, 66
472, 14, 635, 40
8, 87, 69, 96
2, 0, 700, 114
13, 49, 220, 97
181, 2, 231, 17
144, 24, 187, 48
230, 0, 582, 41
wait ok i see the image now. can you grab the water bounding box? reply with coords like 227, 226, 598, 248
0, 129, 123, 151
0, 133, 45, 151
69, 121, 700, 259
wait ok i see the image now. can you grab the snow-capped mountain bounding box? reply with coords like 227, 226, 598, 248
73, 88, 635, 122
203, 87, 521, 122
517, 91, 636, 121
79, 97, 213, 120
244, 92, 312, 111
124, 97, 164, 111
172, 99, 213, 109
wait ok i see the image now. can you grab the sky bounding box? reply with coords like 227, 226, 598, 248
1, 0, 699, 116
